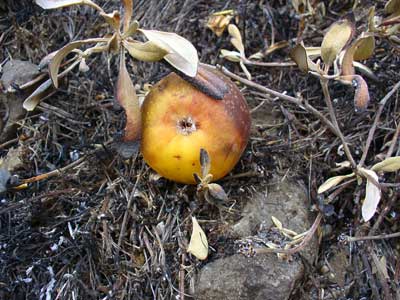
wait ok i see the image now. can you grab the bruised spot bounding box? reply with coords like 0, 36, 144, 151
173, 155, 181, 160
192, 162, 196, 166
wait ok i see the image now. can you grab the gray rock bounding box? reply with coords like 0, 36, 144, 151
195, 177, 318, 300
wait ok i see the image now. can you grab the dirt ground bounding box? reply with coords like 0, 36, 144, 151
0, 0, 399, 299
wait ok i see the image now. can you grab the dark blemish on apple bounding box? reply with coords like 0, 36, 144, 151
192, 162, 196, 166
173, 155, 181, 160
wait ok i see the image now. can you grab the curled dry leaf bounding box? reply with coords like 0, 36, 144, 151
100, 10, 120, 30
139, 29, 199, 77
340, 75, 370, 112
122, 20, 139, 38
23, 79, 53, 111
49, 38, 108, 88
342, 34, 375, 77
317, 173, 355, 194
207, 11, 234, 37
289, 43, 318, 72
207, 183, 228, 201
321, 19, 354, 66
371, 156, 400, 172
187, 216, 208, 260
123, 40, 169, 62
361, 169, 381, 222
116, 53, 141, 142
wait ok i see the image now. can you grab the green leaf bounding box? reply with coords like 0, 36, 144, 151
139, 29, 199, 77
372, 156, 400, 172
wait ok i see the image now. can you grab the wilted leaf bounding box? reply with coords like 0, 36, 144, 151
271, 216, 283, 230
49, 38, 108, 88
207, 183, 228, 201
123, 40, 169, 62
100, 10, 120, 30
139, 29, 198, 77
340, 75, 370, 112
122, 20, 139, 38
228, 24, 244, 55
290, 44, 318, 72
361, 169, 381, 222
116, 54, 141, 142
122, 0, 133, 32
23, 78, 53, 111
317, 173, 355, 194
385, 0, 400, 16
353, 34, 375, 61
200, 148, 211, 178
207, 12, 234, 37
35, 0, 98, 9
187, 216, 208, 260
220, 49, 241, 62
321, 19, 354, 66
372, 156, 400, 172
368, 6, 377, 32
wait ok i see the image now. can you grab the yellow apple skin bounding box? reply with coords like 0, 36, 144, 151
141, 65, 251, 184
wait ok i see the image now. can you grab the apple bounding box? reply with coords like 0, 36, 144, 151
141, 64, 251, 184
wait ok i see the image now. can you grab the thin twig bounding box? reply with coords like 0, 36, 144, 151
345, 231, 400, 242
359, 81, 400, 167
320, 78, 356, 169
218, 66, 340, 137
386, 120, 400, 159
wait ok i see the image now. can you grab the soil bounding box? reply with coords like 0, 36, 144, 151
0, 0, 399, 299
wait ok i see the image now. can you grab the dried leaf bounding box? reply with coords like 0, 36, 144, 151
35, 0, 98, 9
340, 75, 370, 112
23, 78, 53, 111
139, 29, 198, 77
305, 46, 321, 59
353, 34, 375, 61
123, 40, 169, 62
122, 0, 133, 32
361, 169, 381, 222
200, 148, 211, 178
207, 13, 233, 37
220, 49, 241, 62
122, 20, 139, 38
49, 38, 108, 88
271, 216, 283, 230
317, 173, 355, 194
385, 0, 400, 16
100, 10, 120, 30
321, 19, 354, 66
290, 44, 318, 73
372, 156, 400, 172
368, 6, 377, 32
228, 24, 244, 55
207, 183, 228, 201
187, 216, 208, 260
116, 53, 141, 142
